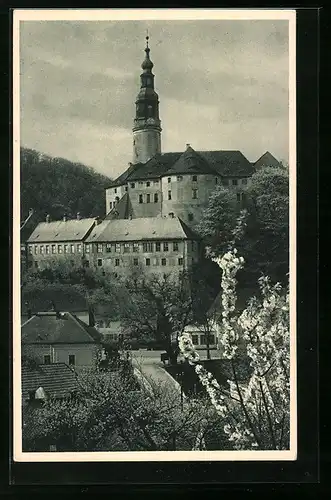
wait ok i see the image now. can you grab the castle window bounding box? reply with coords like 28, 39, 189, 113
167, 177, 171, 183
222, 179, 229, 186
124, 243, 130, 253
115, 196, 119, 203
173, 242, 179, 251
143, 242, 153, 252
133, 258, 139, 266
70, 244, 75, 254
34, 245, 38, 254
145, 258, 151, 266
191, 335, 199, 345
131, 183, 135, 188
161, 258, 167, 266
97, 259, 103, 267
114, 188, 117, 194
35, 262, 38, 268
168, 191, 172, 200
77, 244, 82, 253
84, 260, 90, 268
146, 181, 150, 187
155, 242, 161, 252
106, 244, 112, 253
242, 178, 247, 185
163, 242, 169, 252
115, 243, 121, 253
139, 194, 143, 204
40, 245, 44, 254
28, 245, 32, 254
236, 193, 242, 203
58, 245, 63, 254
64, 245, 69, 254
178, 257, 183, 265
232, 179, 238, 186
125, 186, 128, 191
109, 202, 113, 209
133, 243, 139, 253
97, 244, 103, 253
215, 177, 218, 184
154, 193, 158, 203
192, 189, 198, 199
85, 244, 90, 253
177, 175, 183, 181
192, 175, 198, 182
188, 213, 194, 221
45, 245, 50, 254
169, 212, 175, 218
148, 105, 153, 116
115, 258, 120, 266
51, 244, 56, 254
146, 194, 151, 203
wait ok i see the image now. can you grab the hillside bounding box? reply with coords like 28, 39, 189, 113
20, 147, 112, 241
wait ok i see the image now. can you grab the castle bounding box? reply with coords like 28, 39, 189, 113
26, 36, 279, 277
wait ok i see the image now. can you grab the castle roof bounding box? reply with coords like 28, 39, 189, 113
105, 192, 135, 220
27, 218, 96, 243
107, 147, 254, 188
253, 151, 281, 170
22, 312, 102, 344
85, 217, 199, 243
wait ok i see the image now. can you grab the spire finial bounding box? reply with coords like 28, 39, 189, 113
146, 29, 149, 48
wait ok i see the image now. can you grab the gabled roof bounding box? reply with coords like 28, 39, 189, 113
128, 152, 182, 181
85, 217, 200, 243
21, 363, 78, 400
253, 151, 280, 170
22, 312, 102, 344
199, 150, 255, 177
27, 218, 96, 243
105, 192, 135, 220
166, 147, 216, 176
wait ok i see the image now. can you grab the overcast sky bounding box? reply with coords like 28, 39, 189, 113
20, 19, 289, 178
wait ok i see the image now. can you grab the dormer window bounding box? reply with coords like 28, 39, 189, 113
192, 175, 198, 182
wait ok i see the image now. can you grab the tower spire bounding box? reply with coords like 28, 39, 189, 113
132, 34, 162, 164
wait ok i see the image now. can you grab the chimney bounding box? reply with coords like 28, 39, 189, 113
46, 214, 50, 223
77, 212, 81, 220
88, 306, 95, 327
63, 214, 67, 222
186, 143, 191, 149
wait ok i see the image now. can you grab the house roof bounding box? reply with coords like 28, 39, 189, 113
108, 148, 253, 187
27, 218, 96, 243
85, 216, 199, 243
253, 151, 280, 170
21, 287, 88, 316
22, 311, 102, 344
21, 363, 79, 400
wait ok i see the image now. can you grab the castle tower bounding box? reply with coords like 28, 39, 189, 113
132, 35, 162, 164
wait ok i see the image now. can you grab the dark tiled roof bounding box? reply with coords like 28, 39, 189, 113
108, 149, 253, 187
104, 192, 135, 220
166, 147, 216, 176
253, 151, 280, 170
85, 216, 199, 243
22, 363, 78, 400
21, 287, 88, 316
22, 312, 102, 344
199, 150, 255, 177
27, 218, 96, 243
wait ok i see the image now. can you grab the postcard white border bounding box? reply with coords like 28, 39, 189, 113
13, 8, 297, 462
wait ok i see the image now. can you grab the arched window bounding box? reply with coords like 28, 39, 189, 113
148, 105, 153, 117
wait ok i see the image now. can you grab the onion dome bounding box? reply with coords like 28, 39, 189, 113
141, 36, 154, 71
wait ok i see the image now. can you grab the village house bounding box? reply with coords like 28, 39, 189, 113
21, 311, 103, 369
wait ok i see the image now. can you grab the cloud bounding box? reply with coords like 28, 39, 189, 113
19, 19, 290, 175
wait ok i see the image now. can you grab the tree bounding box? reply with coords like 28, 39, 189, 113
196, 167, 289, 289
119, 271, 193, 364
178, 248, 290, 450
22, 365, 221, 452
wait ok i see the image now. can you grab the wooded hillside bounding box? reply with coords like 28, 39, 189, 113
20, 147, 112, 241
